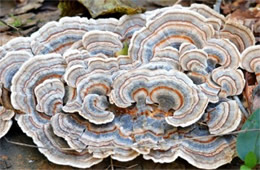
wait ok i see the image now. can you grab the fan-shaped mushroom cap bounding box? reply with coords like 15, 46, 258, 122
63, 49, 91, 68
143, 125, 236, 169
117, 13, 147, 41
11, 53, 66, 114
179, 49, 209, 84
180, 49, 208, 75
203, 39, 240, 69
34, 78, 65, 116
31, 17, 87, 55
140, 47, 180, 71
79, 94, 114, 124
128, 9, 214, 64
198, 76, 220, 103
0, 37, 32, 60
0, 51, 32, 90
212, 67, 245, 98
0, 106, 14, 138
82, 31, 123, 56
219, 21, 255, 52
241, 45, 260, 83
205, 100, 242, 134
63, 74, 114, 124
179, 42, 197, 56
189, 4, 226, 30
110, 69, 208, 127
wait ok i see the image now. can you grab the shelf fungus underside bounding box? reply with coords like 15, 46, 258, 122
0, 3, 258, 169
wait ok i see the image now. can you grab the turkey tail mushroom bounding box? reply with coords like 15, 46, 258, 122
0, 3, 256, 169
241, 45, 260, 83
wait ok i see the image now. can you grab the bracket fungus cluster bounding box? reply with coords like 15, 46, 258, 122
0, 4, 258, 169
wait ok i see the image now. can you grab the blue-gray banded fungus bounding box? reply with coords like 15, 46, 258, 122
0, 3, 257, 169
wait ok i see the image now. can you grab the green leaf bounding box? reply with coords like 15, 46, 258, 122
237, 109, 260, 163
78, 0, 144, 18
116, 42, 129, 56
245, 152, 257, 168
240, 165, 252, 170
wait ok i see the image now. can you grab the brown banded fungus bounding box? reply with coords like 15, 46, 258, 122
241, 45, 260, 83
0, 96, 15, 138
204, 100, 243, 135
0, 3, 255, 169
212, 67, 245, 98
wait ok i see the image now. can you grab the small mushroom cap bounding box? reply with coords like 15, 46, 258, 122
189, 4, 226, 27
241, 45, 260, 83
117, 13, 147, 41
0, 37, 32, 60
63, 49, 92, 68
82, 31, 123, 56
205, 18, 222, 31
0, 51, 32, 90
34, 78, 65, 116
79, 94, 114, 124
0, 106, 15, 138
179, 49, 208, 75
205, 100, 242, 134
31, 17, 87, 55
203, 38, 240, 69
140, 47, 180, 71
63, 73, 113, 125
219, 21, 255, 52
179, 42, 197, 56
189, 4, 225, 31
198, 76, 220, 103
212, 67, 245, 98
129, 8, 214, 64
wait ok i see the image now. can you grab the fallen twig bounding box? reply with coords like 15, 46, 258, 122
0, 19, 23, 35
110, 157, 114, 170
233, 96, 250, 118
174, 0, 182, 5
213, 0, 222, 13
126, 163, 139, 169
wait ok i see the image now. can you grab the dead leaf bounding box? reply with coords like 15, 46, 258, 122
12, 0, 44, 15
0, 33, 20, 46
78, 0, 144, 18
